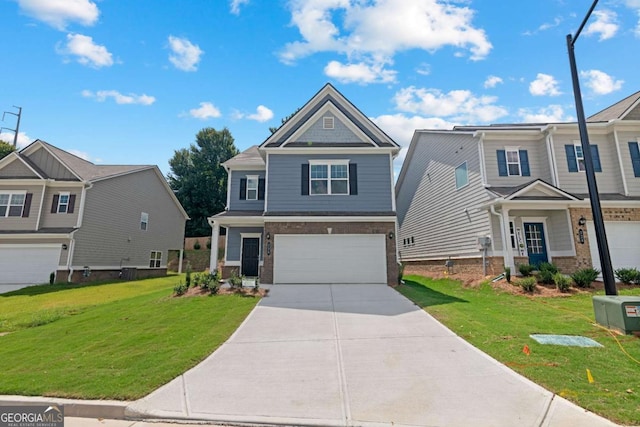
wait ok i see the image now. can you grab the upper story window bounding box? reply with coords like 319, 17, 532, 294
310, 161, 348, 195
574, 144, 586, 172
141, 212, 149, 231
497, 148, 530, 177
455, 162, 468, 189
565, 143, 601, 173
57, 192, 70, 213
0, 192, 27, 217
323, 116, 334, 129
246, 176, 258, 200
51, 193, 76, 214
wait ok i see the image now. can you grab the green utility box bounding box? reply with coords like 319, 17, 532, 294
593, 296, 640, 335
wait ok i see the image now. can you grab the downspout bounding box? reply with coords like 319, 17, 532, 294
477, 132, 487, 186
35, 180, 48, 231
66, 230, 78, 282
489, 204, 512, 271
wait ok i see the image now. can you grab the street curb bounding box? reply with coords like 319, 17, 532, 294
0, 395, 129, 419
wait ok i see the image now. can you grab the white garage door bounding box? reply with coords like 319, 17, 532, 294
0, 244, 62, 284
274, 234, 387, 284
587, 221, 640, 277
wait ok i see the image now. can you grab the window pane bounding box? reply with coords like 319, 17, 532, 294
455, 163, 468, 188
310, 165, 327, 179
506, 151, 519, 162
59, 195, 69, 204
0, 206, 6, 216
247, 178, 258, 190
331, 180, 348, 194
575, 145, 583, 158
11, 194, 25, 205
0, 194, 8, 205
8, 206, 22, 216
247, 189, 257, 200
58, 204, 68, 213
508, 163, 520, 176
311, 180, 328, 194
331, 164, 347, 179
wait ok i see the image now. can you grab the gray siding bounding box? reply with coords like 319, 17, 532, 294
623, 104, 640, 121
0, 160, 39, 178
228, 170, 265, 211
267, 153, 393, 212
397, 133, 493, 260
484, 137, 552, 186
295, 113, 364, 143
616, 131, 640, 196
552, 134, 623, 194
40, 186, 81, 229
489, 210, 572, 254
72, 169, 186, 268
27, 149, 78, 181
226, 227, 264, 261
0, 184, 43, 231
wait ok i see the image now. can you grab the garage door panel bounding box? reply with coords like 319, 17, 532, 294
274, 234, 387, 284
0, 245, 62, 284
586, 221, 640, 277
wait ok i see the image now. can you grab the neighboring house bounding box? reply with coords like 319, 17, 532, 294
208, 84, 400, 285
396, 91, 640, 277
0, 140, 188, 284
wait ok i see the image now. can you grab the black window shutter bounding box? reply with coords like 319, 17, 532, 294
565, 145, 578, 172
51, 194, 59, 213
590, 145, 602, 172
497, 150, 508, 176
629, 142, 640, 177
22, 193, 32, 218
68, 194, 76, 213
301, 164, 309, 195
349, 163, 358, 195
239, 178, 247, 200
258, 178, 265, 200
519, 150, 530, 176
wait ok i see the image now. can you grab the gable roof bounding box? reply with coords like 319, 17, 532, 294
261, 83, 399, 151
0, 151, 46, 179
487, 179, 581, 201
588, 90, 640, 122
222, 145, 265, 169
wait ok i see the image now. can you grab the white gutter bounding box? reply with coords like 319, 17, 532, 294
477, 132, 487, 186
546, 127, 559, 187
489, 204, 511, 271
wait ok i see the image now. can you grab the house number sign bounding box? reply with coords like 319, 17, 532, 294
515, 227, 526, 256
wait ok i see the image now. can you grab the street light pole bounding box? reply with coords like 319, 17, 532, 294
566, 0, 617, 295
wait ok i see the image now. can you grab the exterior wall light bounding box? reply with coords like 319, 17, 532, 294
578, 216, 587, 226
388, 232, 394, 239
62, 244, 68, 250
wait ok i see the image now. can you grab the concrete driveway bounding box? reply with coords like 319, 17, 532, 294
0, 284, 35, 294
127, 284, 616, 427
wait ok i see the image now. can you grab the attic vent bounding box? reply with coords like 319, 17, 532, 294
323, 116, 334, 129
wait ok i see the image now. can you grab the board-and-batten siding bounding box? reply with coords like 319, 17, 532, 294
228, 170, 265, 211
483, 137, 552, 186
552, 134, 623, 194
226, 227, 264, 262
0, 184, 42, 231
39, 186, 81, 229
615, 131, 640, 196
27, 149, 78, 181
398, 133, 492, 260
267, 153, 393, 212
0, 160, 39, 178
72, 169, 185, 268
295, 112, 364, 144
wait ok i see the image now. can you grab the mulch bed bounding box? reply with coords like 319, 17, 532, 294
177, 286, 269, 298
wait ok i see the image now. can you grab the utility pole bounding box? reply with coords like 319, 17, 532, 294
566, 0, 617, 295
1, 106, 22, 148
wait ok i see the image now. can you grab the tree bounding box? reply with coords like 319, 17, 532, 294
269, 107, 301, 134
0, 141, 16, 160
168, 127, 239, 237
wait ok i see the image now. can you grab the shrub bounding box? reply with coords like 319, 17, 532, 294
518, 264, 535, 277
185, 264, 192, 288
49, 272, 55, 285
537, 263, 559, 285
571, 268, 599, 288
517, 276, 537, 293
193, 240, 201, 250
228, 271, 243, 290
173, 282, 187, 296
192, 272, 202, 288
614, 268, 640, 285
504, 266, 511, 283
206, 239, 212, 250
553, 273, 571, 292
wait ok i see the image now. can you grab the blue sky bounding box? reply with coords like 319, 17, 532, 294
1, 0, 639, 176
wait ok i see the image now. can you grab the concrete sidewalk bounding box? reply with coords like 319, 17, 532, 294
127, 284, 618, 427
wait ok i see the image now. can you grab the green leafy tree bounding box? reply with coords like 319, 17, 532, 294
269, 107, 301, 134
0, 141, 16, 160
168, 127, 239, 237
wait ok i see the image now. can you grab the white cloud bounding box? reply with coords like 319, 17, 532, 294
18, 0, 99, 30
392, 86, 508, 123
580, 69, 624, 95
230, 0, 250, 15
168, 36, 203, 72
416, 63, 431, 76
529, 73, 561, 96
483, 75, 503, 89
58, 33, 113, 68
324, 60, 396, 84
585, 10, 618, 41
372, 114, 456, 148
517, 105, 571, 123
247, 105, 274, 122
82, 90, 156, 105
188, 102, 221, 120
0, 131, 32, 148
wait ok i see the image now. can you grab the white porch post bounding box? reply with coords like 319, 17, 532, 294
501, 207, 514, 272
178, 249, 184, 274
210, 221, 220, 273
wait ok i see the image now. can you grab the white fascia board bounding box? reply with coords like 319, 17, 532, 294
261, 147, 397, 155
226, 165, 266, 171
506, 181, 579, 201
0, 233, 73, 241
208, 216, 265, 227
264, 216, 396, 223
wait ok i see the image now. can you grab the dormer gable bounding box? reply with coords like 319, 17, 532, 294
20, 140, 82, 181
489, 179, 581, 201
0, 152, 45, 179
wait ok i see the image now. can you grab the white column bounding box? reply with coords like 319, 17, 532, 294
178, 249, 184, 274
501, 207, 514, 272
210, 222, 220, 273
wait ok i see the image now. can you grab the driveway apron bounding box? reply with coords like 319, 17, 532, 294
127, 284, 616, 427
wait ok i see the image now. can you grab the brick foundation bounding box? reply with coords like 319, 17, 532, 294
403, 256, 504, 277
261, 221, 398, 286
56, 268, 167, 283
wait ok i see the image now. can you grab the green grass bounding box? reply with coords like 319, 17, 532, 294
0, 276, 259, 400
398, 275, 640, 426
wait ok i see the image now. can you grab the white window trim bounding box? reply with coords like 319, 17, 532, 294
505, 146, 521, 176
308, 159, 350, 196
573, 141, 586, 172
57, 192, 70, 214
149, 250, 162, 268
323, 116, 334, 129
246, 175, 259, 201
0, 190, 27, 218
140, 212, 149, 231
455, 161, 469, 190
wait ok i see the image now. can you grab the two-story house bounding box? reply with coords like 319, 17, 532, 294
0, 140, 188, 285
396, 91, 640, 277
208, 84, 400, 285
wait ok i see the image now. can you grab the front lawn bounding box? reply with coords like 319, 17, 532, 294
398, 275, 640, 426
0, 276, 259, 400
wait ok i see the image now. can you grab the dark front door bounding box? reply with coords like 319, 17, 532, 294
241, 238, 260, 277
523, 222, 548, 268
